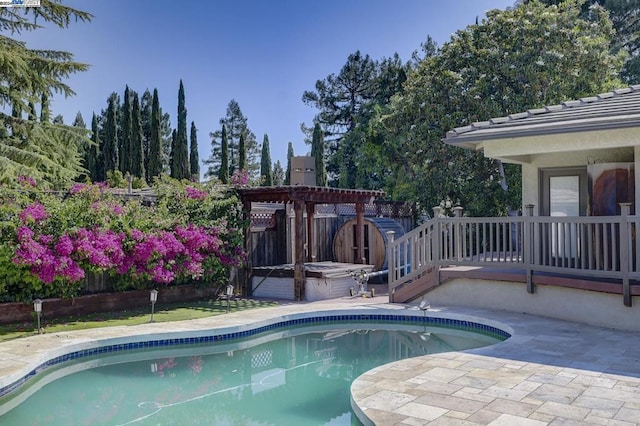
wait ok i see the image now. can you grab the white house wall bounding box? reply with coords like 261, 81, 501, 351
635, 146, 640, 214
426, 278, 640, 332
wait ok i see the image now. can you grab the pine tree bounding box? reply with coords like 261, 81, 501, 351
273, 160, 285, 186
189, 121, 200, 181
206, 100, 260, 178
284, 142, 294, 185
147, 88, 163, 183
260, 134, 273, 186
311, 123, 327, 186
103, 95, 119, 175
218, 124, 229, 183
238, 132, 246, 171
1, 0, 92, 187
90, 113, 101, 181
27, 102, 36, 121
131, 92, 145, 179
40, 93, 50, 123
119, 85, 132, 174
171, 80, 189, 179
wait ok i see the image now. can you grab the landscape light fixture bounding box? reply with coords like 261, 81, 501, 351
33, 299, 42, 334
418, 299, 430, 316
150, 289, 158, 323
418, 299, 431, 341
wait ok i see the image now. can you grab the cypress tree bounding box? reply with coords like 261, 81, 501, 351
119, 85, 132, 174
141, 89, 153, 178
311, 123, 327, 186
72, 112, 88, 181
189, 121, 200, 181
260, 134, 273, 186
131, 92, 145, 179
103, 95, 119, 174
171, 79, 189, 179
90, 113, 101, 182
284, 142, 294, 185
147, 88, 163, 183
170, 128, 177, 176
218, 124, 229, 184
238, 132, 246, 171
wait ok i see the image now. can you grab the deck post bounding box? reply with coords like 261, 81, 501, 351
620, 203, 632, 307
524, 204, 535, 294
431, 206, 442, 269
242, 200, 253, 296
453, 206, 463, 261
387, 230, 395, 302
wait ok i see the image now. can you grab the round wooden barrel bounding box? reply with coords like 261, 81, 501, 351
332, 217, 406, 270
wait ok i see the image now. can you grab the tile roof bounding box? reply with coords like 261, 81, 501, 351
444, 85, 640, 145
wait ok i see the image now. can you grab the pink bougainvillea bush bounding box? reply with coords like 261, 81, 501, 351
0, 175, 246, 302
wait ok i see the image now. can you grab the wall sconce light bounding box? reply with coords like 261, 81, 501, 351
150, 289, 158, 323
33, 299, 42, 334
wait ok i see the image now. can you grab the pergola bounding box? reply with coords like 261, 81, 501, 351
237, 186, 384, 300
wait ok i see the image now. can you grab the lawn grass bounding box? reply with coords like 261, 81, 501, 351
0, 298, 280, 342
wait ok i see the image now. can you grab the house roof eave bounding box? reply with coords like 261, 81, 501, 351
444, 116, 640, 148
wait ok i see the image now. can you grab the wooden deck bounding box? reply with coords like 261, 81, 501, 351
388, 206, 640, 305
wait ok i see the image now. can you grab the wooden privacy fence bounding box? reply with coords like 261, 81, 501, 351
388, 203, 639, 306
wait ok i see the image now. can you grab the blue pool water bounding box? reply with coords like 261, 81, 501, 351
0, 317, 507, 425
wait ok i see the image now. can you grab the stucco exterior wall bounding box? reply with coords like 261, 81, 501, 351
425, 278, 640, 332
520, 147, 634, 213
484, 127, 640, 159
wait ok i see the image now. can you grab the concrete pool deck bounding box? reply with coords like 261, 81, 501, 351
1, 296, 640, 425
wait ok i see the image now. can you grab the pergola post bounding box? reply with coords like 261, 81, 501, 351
293, 199, 306, 300
242, 201, 253, 296
356, 202, 365, 264
306, 202, 316, 262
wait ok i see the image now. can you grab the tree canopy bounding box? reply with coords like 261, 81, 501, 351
304, 0, 625, 216
0, 0, 92, 188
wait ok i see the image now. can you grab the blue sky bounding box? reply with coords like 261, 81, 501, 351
20, 0, 514, 178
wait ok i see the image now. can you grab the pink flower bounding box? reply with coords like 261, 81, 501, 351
231, 170, 249, 186
17, 175, 37, 188
19, 202, 50, 224
55, 235, 74, 256
185, 186, 208, 200
112, 204, 125, 215
69, 183, 87, 194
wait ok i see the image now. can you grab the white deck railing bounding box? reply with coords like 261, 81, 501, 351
387, 204, 638, 306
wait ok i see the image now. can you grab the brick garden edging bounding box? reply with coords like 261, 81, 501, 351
0, 285, 220, 324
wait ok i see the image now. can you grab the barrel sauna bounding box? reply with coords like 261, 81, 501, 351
332, 217, 406, 270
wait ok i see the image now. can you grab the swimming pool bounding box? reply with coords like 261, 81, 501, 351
0, 312, 510, 425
